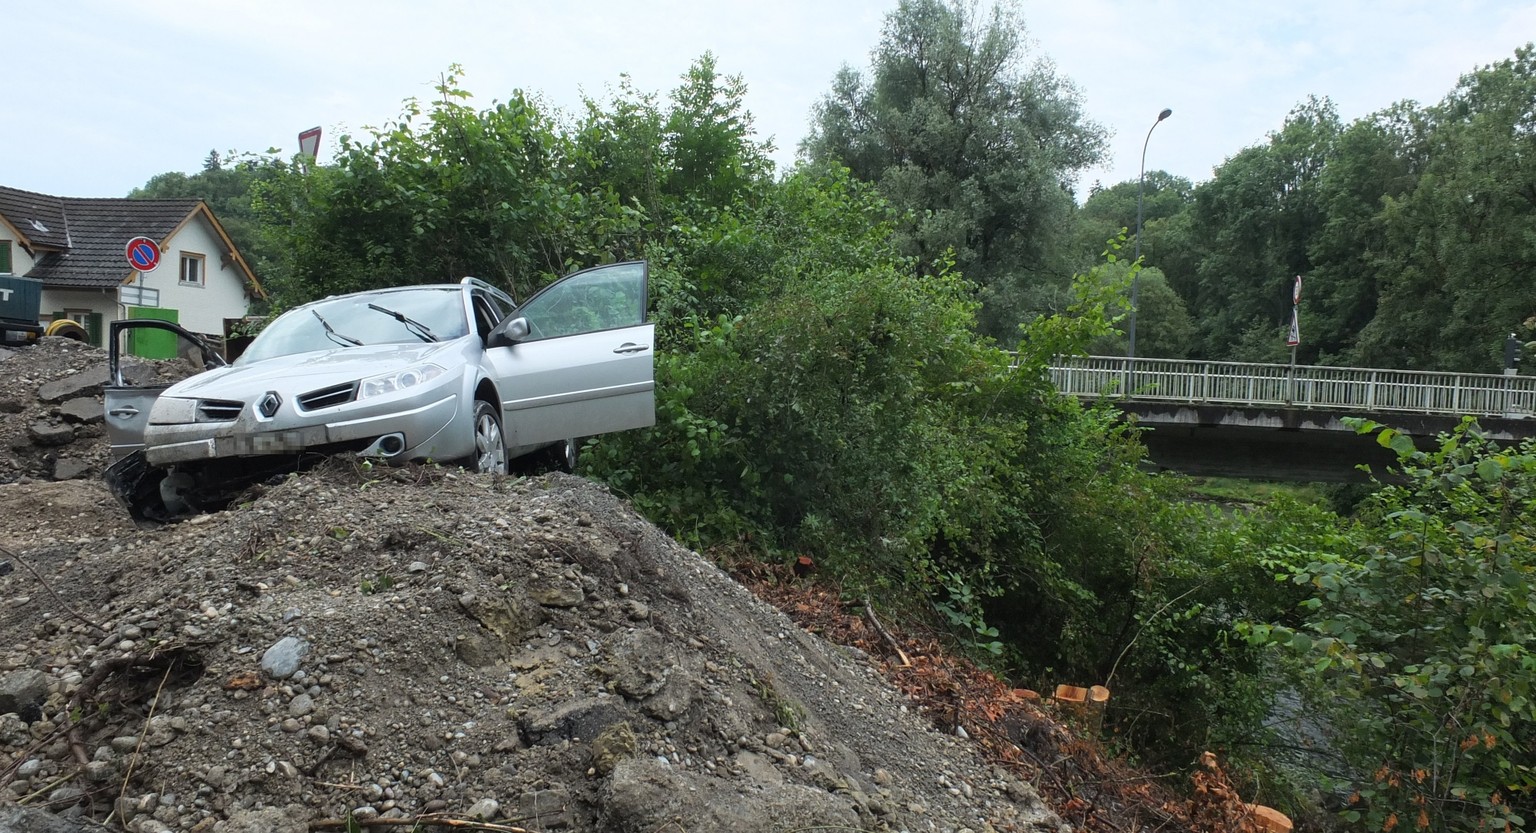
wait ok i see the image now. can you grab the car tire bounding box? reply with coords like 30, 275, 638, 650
471, 399, 507, 475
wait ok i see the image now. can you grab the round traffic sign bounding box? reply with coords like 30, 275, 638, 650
125, 237, 161, 272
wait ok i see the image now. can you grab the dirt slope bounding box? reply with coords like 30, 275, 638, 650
0, 442, 1066, 833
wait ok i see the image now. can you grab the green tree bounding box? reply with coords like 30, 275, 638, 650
1178, 97, 1342, 359
1356, 45, 1536, 371
1086, 264, 1195, 358
1075, 171, 1194, 274
1300, 105, 1420, 364
253, 67, 638, 306
801, 0, 1106, 341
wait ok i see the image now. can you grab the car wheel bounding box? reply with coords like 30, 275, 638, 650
559, 438, 579, 473
471, 400, 507, 475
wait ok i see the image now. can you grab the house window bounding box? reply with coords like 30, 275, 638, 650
180, 253, 206, 286
0, 240, 11, 274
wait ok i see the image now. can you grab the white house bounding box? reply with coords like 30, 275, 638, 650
0, 185, 262, 345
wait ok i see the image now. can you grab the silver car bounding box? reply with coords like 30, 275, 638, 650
103, 262, 655, 520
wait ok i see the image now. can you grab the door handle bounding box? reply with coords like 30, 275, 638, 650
108, 406, 140, 418
613, 344, 650, 354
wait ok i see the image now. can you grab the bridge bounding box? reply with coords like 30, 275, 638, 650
1048, 356, 1536, 481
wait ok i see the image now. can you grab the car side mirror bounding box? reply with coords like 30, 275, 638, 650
487, 316, 530, 348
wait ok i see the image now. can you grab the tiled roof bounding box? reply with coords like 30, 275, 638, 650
0, 185, 261, 296
0, 186, 70, 250
26, 197, 204, 289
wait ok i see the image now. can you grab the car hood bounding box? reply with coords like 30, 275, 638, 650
166, 341, 464, 399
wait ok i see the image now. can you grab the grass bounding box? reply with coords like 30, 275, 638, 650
1184, 477, 1330, 507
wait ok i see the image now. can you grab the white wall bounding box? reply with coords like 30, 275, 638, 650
1, 226, 37, 275
37, 287, 119, 345
130, 215, 251, 334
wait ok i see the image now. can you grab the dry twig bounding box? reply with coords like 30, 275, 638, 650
861, 597, 912, 667
0, 544, 105, 634
309, 814, 540, 832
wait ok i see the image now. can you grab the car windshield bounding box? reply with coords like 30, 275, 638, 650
237, 288, 469, 364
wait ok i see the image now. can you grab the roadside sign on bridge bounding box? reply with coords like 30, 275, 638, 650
1286, 275, 1302, 347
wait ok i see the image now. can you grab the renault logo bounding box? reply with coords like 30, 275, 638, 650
258, 392, 282, 418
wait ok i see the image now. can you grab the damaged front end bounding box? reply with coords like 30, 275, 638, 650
103, 450, 330, 524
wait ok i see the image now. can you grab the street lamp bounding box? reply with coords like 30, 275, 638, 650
1126, 107, 1173, 364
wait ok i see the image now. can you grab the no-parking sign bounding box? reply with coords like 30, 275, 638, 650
125, 237, 161, 272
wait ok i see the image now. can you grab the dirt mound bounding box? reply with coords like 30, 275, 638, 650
0, 462, 1065, 832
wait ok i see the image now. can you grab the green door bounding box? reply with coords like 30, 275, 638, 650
126, 307, 181, 358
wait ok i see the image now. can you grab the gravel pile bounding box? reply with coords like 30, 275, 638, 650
0, 453, 1067, 832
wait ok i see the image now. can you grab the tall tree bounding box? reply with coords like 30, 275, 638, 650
1356, 45, 1536, 371
1177, 97, 1342, 358
801, 0, 1106, 340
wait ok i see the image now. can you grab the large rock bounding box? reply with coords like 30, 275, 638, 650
218, 806, 310, 833
0, 806, 97, 833
602, 758, 862, 833
0, 668, 47, 718
52, 458, 92, 481
260, 636, 311, 680
520, 697, 631, 746
27, 421, 75, 447
57, 398, 102, 425
37, 366, 107, 403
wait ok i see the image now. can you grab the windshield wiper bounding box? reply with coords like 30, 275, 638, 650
367, 303, 439, 343
312, 310, 363, 347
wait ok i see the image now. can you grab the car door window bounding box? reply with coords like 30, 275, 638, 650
515, 262, 646, 341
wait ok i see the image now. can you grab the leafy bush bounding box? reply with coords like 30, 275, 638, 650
1250, 419, 1536, 831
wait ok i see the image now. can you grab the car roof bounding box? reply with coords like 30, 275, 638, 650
292, 277, 513, 311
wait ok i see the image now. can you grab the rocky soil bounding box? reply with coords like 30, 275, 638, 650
0, 338, 198, 488
0, 342, 1068, 832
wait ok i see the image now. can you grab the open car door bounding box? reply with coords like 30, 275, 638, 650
103, 319, 227, 461
483, 261, 655, 449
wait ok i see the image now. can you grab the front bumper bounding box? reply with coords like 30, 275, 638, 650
144, 392, 461, 465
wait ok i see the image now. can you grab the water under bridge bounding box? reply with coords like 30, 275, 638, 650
1048, 356, 1536, 481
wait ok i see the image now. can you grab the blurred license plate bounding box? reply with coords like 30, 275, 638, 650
230, 431, 313, 454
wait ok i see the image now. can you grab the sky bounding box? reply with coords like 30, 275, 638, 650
7, 1, 1536, 202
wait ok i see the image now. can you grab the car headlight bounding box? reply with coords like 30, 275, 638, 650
358, 363, 447, 399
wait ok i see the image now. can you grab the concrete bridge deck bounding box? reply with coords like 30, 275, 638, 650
1049, 356, 1536, 481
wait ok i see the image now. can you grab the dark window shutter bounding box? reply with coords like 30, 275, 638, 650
0, 241, 11, 273
87, 313, 103, 347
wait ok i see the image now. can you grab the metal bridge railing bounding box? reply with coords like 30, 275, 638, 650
1049, 356, 1536, 418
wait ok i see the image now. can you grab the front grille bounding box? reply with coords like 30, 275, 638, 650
297, 382, 357, 411
197, 399, 244, 422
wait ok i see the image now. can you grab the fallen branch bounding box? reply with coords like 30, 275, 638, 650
0, 544, 105, 634
309, 815, 540, 832
862, 597, 912, 667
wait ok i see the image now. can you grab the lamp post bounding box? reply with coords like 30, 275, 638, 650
1126, 107, 1173, 366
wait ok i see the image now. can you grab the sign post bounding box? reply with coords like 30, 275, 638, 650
1286, 276, 1302, 403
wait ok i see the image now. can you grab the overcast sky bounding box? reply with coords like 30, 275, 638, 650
8, 1, 1535, 202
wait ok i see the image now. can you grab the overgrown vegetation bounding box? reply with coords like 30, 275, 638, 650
126, 1, 1536, 827
1248, 421, 1536, 831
